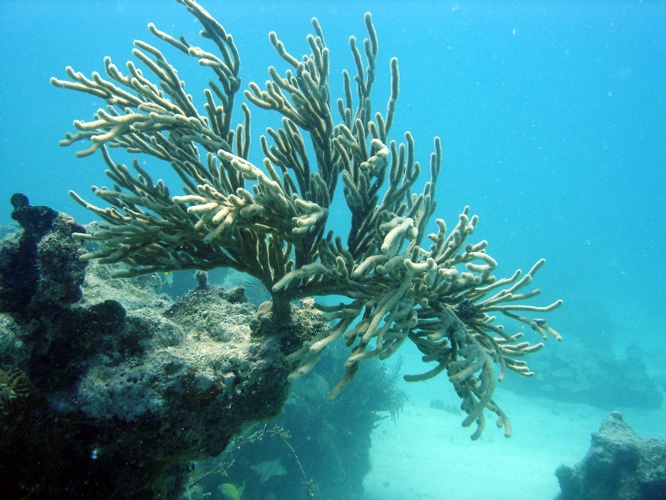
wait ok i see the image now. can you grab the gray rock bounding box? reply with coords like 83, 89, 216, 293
556, 410, 666, 500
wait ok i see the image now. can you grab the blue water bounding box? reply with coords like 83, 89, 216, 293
1, 0, 665, 493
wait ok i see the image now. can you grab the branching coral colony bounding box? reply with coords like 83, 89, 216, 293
51, 0, 562, 439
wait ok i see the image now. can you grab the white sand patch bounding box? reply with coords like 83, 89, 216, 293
364, 386, 665, 499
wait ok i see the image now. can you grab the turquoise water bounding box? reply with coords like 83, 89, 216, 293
1, 0, 664, 496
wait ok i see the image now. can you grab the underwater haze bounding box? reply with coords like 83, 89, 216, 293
1, 1, 665, 499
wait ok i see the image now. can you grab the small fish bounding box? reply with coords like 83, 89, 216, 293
219, 482, 244, 500
162, 271, 174, 287
251, 458, 287, 483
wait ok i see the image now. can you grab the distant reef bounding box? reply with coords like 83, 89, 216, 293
506, 346, 664, 411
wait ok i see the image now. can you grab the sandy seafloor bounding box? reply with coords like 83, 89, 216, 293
362, 380, 666, 499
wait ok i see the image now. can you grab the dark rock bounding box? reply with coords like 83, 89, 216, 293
10, 192, 58, 239
0, 194, 86, 315
556, 410, 666, 500
0, 200, 327, 498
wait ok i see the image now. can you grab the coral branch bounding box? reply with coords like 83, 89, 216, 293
53, 0, 563, 439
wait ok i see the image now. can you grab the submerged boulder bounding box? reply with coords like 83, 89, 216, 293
556, 410, 666, 500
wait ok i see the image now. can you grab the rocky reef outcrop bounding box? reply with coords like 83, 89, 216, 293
556, 410, 666, 500
0, 195, 327, 497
